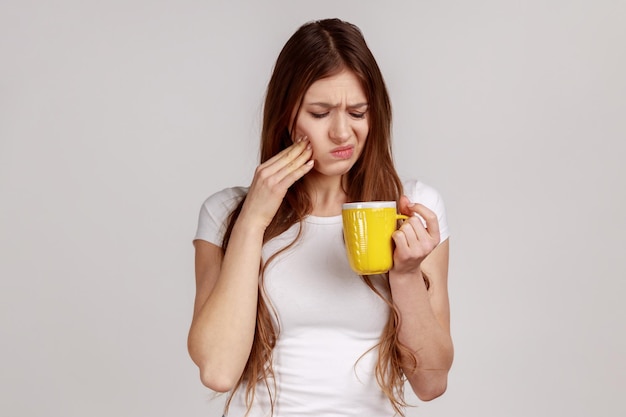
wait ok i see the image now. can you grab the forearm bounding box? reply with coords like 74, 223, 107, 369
389, 269, 454, 400
188, 220, 265, 391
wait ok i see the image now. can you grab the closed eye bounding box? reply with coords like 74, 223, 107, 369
350, 112, 366, 119
310, 112, 329, 119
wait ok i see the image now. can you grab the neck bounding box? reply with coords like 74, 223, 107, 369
303, 173, 347, 217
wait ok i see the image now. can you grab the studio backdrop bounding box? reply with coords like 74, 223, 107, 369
1, 1, 624, 416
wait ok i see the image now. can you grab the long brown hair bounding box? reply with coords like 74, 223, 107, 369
222, 18, 413, 415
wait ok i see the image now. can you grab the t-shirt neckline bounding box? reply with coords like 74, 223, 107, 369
304, 214, 342, 225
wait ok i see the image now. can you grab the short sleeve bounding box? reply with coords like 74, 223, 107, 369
403, 179, 450, 243
194, 186, 248, 246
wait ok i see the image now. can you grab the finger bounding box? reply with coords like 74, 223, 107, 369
254, 139, 311, 183
407, 203, 440, 239
405, 216, 431, 244
273, 143, 313, 183
263, 136, 309, 169
279, 158, 315, 187
391, 228, 409, 252
405, 215, 433, 246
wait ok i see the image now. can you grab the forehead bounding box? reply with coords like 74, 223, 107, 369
303, 70, 367, 103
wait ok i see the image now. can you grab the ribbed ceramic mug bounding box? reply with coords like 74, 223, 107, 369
342, 201, 408, 275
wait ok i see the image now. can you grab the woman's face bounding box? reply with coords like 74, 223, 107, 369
292, 70, 369, 178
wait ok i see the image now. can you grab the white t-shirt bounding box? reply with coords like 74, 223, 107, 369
194, 180, 449, 417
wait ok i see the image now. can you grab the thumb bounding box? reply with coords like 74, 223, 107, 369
398, 195, 414, 215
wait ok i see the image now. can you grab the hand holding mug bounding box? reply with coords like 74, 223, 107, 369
342, 201, 408, 275
390, 195, 441, 275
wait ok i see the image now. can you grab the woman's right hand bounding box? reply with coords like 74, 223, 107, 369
240, 137, 314, 229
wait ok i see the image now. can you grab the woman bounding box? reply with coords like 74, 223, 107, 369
188, 18, 453, 417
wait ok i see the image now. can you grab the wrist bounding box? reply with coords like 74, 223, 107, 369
389, 267, 428, 290
232, 215, 267, 240
389, 265, 423, 281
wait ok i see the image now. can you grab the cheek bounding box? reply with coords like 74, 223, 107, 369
357, 127, 369, 147
308, 141, 321, 160
293, 120, 314, 141
354, 131, 368, 158
359, 124, 370, 141
295, 125, 325, 149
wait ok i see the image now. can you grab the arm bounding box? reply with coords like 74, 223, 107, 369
187, 138, 313, 392
389, 196, 453, 401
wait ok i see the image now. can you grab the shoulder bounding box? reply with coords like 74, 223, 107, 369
402, 179, 450, 242
194, 186, 248, 245
200, 186, 248, 212
402, 179, 444, 208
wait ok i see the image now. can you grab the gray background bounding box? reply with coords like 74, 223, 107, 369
1, 0, 625, 416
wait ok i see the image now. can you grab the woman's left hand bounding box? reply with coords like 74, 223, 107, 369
390, 195, 441, 275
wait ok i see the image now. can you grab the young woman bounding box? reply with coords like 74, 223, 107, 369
188, 18, 453, 417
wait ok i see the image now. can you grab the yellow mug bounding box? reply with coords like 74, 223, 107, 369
342, 201, 408, 275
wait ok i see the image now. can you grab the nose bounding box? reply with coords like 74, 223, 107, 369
329, 113, 350, 143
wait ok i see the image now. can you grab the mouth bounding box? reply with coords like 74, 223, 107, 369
330, 145, 354, 160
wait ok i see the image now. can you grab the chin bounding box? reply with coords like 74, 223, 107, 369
315, 161, 357, 177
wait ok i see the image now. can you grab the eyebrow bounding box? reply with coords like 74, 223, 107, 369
305, 102, 369, 109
